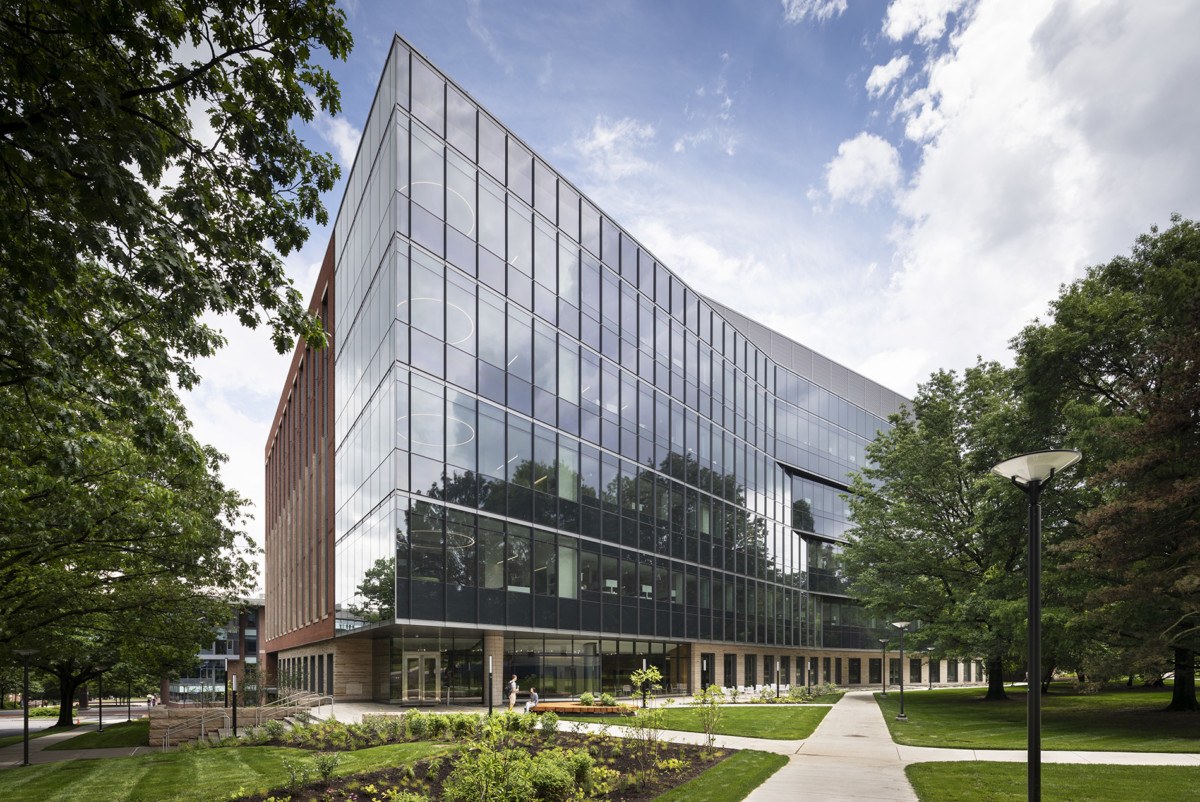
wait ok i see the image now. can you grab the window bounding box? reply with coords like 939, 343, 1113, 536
744, 654, 757, 687
849, 658, 862, 685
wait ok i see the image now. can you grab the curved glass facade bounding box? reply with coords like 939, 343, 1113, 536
317, 37, 908, 701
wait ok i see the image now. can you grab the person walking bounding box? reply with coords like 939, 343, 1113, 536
507, 674, 518, 711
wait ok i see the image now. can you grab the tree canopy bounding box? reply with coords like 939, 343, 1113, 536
842, 362, 1082, 700
0, 0, 352, 695
1015, 215, 1200, 709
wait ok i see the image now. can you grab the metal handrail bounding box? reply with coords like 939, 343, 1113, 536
162, 708, 228, 751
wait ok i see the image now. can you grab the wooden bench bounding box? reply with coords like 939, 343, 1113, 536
529, 702, 630, 715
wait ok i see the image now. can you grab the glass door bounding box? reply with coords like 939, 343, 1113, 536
403, 653, 441, 703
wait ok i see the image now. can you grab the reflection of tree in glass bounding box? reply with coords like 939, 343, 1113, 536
349, 557, 395, 622
792, 499, 815, 533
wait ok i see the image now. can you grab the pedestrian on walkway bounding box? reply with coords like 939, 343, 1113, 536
507, 675, 518, 711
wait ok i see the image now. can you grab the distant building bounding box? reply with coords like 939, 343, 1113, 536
165, 599, 263, 704
263, 35, 983, 705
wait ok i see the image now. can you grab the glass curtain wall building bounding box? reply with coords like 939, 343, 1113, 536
264, 36, 935, 705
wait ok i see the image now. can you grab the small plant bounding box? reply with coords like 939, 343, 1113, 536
406, 711, 430, 739
282, 756, 312, 788
693, 684, 725, 753
598, 692, 617, 706
578, 691, 595, 706
262, 718, 286, 740
539, 710, 559, 741
655, 757, 688, 772
313, 750, 342, 781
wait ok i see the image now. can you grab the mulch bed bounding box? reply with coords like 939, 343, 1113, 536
231, 732, 731, 801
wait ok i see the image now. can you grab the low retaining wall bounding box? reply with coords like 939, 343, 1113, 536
149, 705, 300, 747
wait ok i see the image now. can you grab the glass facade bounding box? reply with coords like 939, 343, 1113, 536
324, 38, 906, 700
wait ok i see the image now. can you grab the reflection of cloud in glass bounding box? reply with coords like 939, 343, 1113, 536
397, 414, 476, 447
396, 297, 475, 345
401, 180, 475, 235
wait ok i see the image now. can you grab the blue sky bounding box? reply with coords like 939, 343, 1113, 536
181, 1, 1200, 586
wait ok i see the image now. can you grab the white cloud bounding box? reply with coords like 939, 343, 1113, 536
883, 0, 972, 43
781, 0, 848, 24
824, 132, 902, 204
575, 116, 657, 180
857, 0, 1200, 393
866, 54, 911, 98
466, 0, 513, 74
313, 109, 362, 167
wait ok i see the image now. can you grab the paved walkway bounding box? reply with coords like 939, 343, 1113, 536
0, 723, 157, 769
3, 692, 1198, 802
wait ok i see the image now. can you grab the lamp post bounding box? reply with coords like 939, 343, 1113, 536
891, 622, 911, 721
992, 449, 1081, 802
641, 658, 648, 709
487, 655, 493, 716
878, 638, 889, 695
15, 648, 36, 767
97, 668, 106, 733
926, 647, 935, 691
231, 672, 238, 738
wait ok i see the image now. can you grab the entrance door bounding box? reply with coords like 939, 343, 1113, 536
403, 653, 440, 703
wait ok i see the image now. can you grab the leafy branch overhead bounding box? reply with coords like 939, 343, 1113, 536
0, 0, 352, 679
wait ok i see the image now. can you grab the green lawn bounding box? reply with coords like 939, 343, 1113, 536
907, 762, 1200, 801
654, 750, 788, 802
562, 705, 830, 739
45, 719, 149, 750
876, 684, 1200, 752
0, 742, 455, 802
0, 726, 77, 750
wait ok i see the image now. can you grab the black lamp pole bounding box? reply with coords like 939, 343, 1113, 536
878, 638, 888, 695
15, 649, 35, 766
487, 655, 493, 716
926, 648, 934, 691
993, 449, 1081, 802
892, 622, 911, 721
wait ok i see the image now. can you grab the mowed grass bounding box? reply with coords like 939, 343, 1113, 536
45, 719, 149, 750
907, 762, 1200, 801
0, 726, 77, 750
876, 684, 1200, 752
655, 750, 788, 802
0, 741, 455, 802
561, 704, 831, 739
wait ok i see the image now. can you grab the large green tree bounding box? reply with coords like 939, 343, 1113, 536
843, 362, 1080, 701
0, 0, 351, 648
1016, 215, 1200, 710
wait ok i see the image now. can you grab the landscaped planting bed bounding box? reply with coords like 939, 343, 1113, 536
209, 710, 741, 801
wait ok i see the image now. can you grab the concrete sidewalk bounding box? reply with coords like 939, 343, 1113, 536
745, 691, 1200, 801
0, 723, 156, 769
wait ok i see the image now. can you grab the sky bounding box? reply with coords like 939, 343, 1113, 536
180, 0, 1200, 587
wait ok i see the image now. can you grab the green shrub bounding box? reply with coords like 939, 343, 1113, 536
282, 756, 312, 787
448, 712, 479, 740
442, 747, 534, 802
426, 713, 449, 739
406, 711, 430, 740
539, 710, 558, 737
29, 707, 62, 718
578, 691, 595, 706
262, 718, 286, 739
599, 692, 616, 706
313, 751, 342, 780
554, 748, 595, 794
528, 752, 575, 801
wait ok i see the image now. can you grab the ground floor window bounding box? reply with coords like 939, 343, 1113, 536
834, 657, 842, 685
848, 658, 861, 685
947, 659, 959, 682
723, 653, 737, 687
929, 658, 941, 683
868, 657, 881, 685
889, 658, 900, 685
780, 656, 791, 684
744, 654, 758, 686
910, 658, 922, 684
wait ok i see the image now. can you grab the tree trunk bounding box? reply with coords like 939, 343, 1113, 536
1166, 647, 1199, 711
1041, 664, 1054, 695
55, 675, 81, 728
984, 656, 1008, 701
